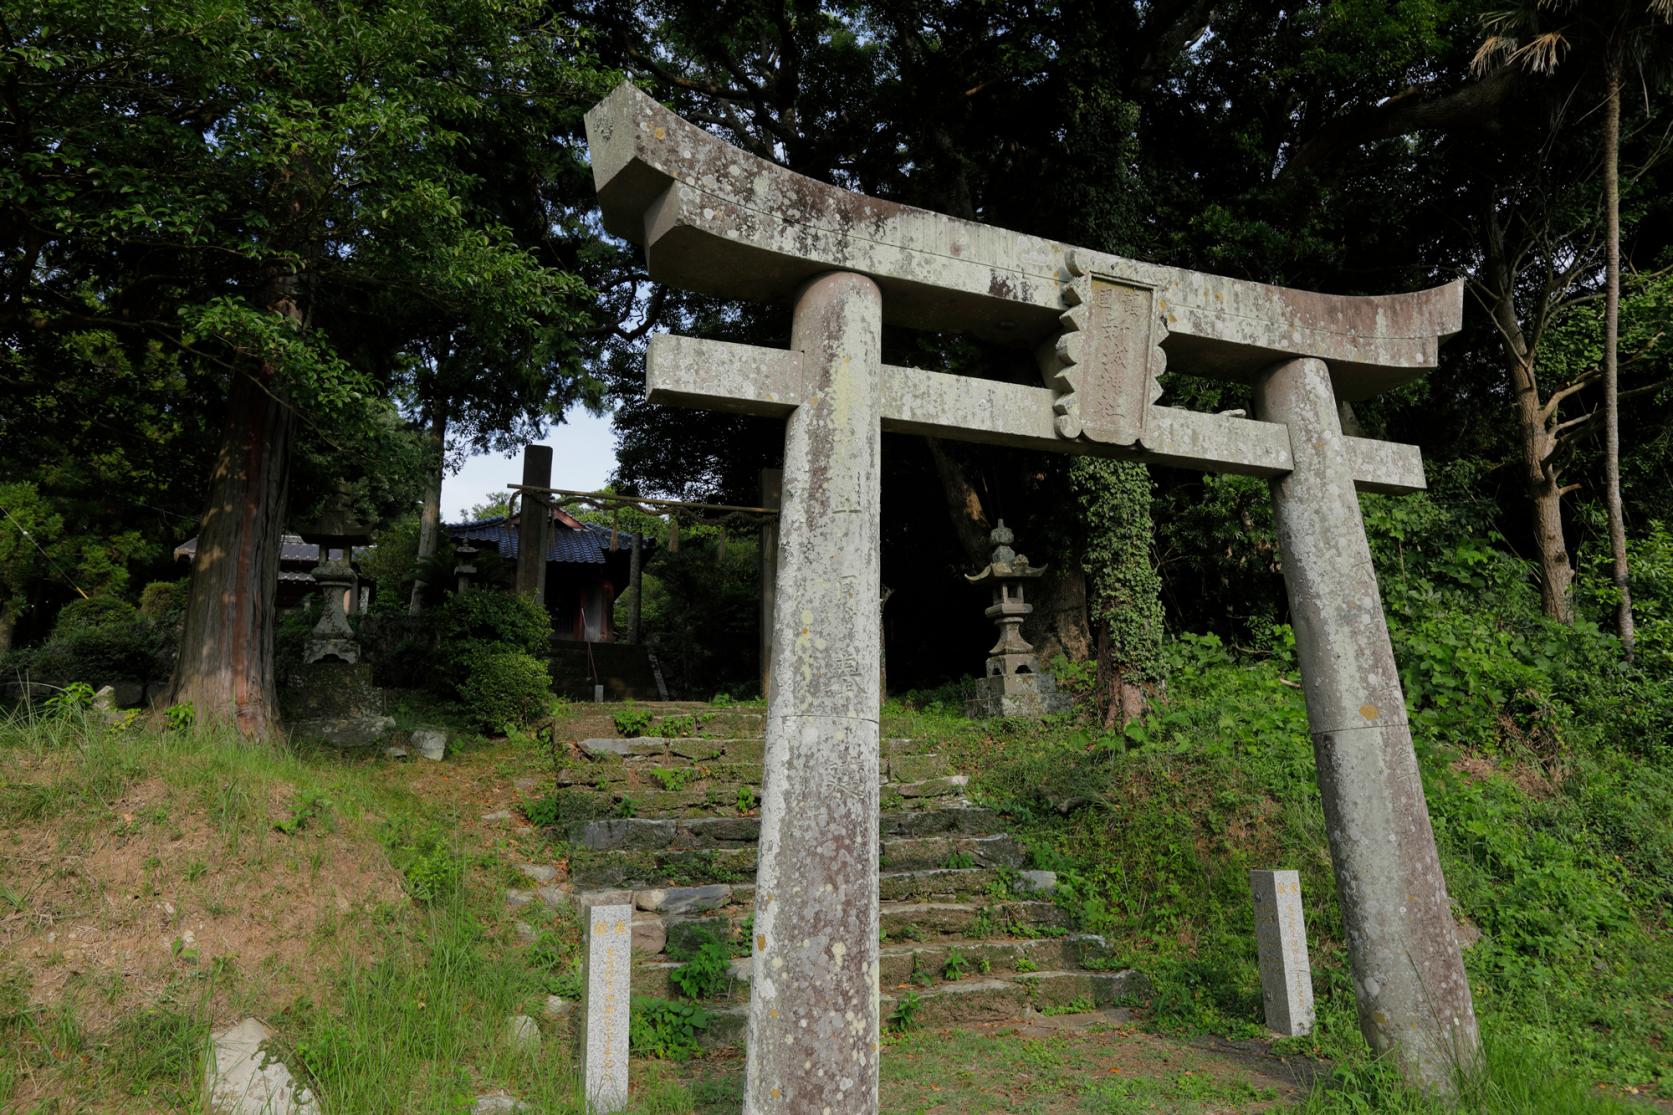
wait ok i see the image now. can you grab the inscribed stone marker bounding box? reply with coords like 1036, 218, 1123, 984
1250, 869, 1315, 1037
581, 903, 631, 1113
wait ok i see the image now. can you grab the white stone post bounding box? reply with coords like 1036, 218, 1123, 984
1255, 357, 1481, 1091
1250, 869, 1315, 1036
744, 272, 883, 1114
581, 903, 632, 1113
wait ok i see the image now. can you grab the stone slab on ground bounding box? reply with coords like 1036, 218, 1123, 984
205, 1017, 315, 1115
412, 728, 447, 761
634, 883, 731, 915
505, 1014, 540, 1049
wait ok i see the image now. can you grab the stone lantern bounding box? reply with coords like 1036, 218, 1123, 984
295, 489, 372, 665
453, 542, 479, 594
964, 520, 1069, 717
283, 488, 393, 749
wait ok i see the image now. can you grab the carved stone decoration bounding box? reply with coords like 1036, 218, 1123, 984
1045, 252, 1168, 446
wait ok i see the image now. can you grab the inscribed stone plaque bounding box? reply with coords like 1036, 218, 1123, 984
581, 903, 632, 1112
1250, 869, 1315, 1037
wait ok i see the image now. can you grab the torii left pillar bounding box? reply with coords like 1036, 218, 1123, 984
745, 272, 883, 1114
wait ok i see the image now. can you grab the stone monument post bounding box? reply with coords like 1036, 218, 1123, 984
581, 903, 632, 1113
584, 82, 1481, 1100
515, 445, 553, 604
745, 273, 883, 1113
1250, 869, 1315, 1037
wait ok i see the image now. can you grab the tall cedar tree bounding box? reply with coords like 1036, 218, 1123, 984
0, 2, 604, 734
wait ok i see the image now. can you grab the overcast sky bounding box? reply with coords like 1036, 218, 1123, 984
441, 407, 618, 522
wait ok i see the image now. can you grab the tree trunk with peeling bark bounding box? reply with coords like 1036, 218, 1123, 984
169, 365, 294, 737
408, 401, 450, 616
170, 263, 304, 738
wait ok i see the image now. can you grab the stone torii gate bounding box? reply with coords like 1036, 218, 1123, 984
586, 83, 1481, 1107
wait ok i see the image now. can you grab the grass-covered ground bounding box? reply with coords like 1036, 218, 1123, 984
0, 661, 1666, 1112
1, 501, 1670, 1113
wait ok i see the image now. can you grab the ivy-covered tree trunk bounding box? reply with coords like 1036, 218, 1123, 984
1070, 457, 1164, 726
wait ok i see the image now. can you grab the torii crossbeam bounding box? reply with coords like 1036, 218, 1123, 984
586, 83, 1481, 1108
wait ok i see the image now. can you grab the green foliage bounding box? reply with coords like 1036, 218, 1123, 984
669, 931, 733, 1000
735, 784, 757, 814
888, 991, 923, 1032
612, 704, 654, 737
42, 681, 94, 717
432, 589, 553, 692
526, 928, 581, 997
628, 996, 710, 1060
5, 595, 172, 689
657, 713, 697, 738
380, 820, 465, 904
164, 703, 194, 733
274, 789, 333, 836
942, 947, 970, 981
634, 531, 763, 698
458, 650, 552, 733
647, 767, 697, 792
974, 593, 1673, 1094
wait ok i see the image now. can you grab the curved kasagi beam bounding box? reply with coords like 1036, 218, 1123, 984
586, 83, 1461, 401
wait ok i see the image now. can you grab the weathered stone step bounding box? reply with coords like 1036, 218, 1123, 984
635, 970, 1144, 1049
569, 845, 758, 887
882, 900, 1072, 939
569, 832, 1025, 888
574, 736, 946, 765
655, 899, 1071, 960
878, 934, 1112, 985
562, 776, 969, 818
879, 867, 1004, 901
558, 754, 959, 791
882, 833, 1025, 871
880, 969, 1146, 1026
632, 934, 1117, 1001
569, 806, 1005, 851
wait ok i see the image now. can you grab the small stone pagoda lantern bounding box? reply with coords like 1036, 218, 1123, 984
964, 520, 1069, 717
285, 486, 393, 748
294, 487, 373, 665
453, 542, 479, 594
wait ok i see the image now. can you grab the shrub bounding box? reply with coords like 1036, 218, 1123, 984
3, 594, 171, 688
432, 588, 551, 691
136, 578, 190, 630
459, 650, 552, 731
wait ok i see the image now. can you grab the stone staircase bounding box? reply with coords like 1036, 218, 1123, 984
526, 702, 1145, 1045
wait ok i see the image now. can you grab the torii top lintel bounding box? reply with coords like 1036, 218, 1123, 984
585, 83, 1462, 404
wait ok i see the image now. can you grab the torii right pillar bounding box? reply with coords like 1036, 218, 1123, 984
1257, 357, 1479, 1089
